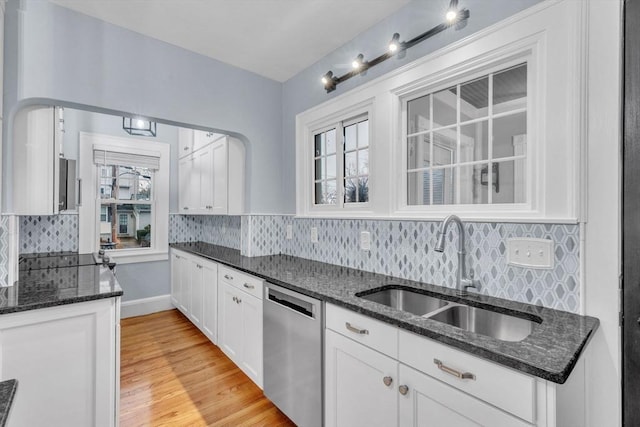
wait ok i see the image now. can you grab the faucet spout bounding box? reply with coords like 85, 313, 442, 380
434, 215, 478, 296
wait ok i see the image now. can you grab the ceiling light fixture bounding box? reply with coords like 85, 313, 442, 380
123, 117, 157, 137
320, 0, 470, 93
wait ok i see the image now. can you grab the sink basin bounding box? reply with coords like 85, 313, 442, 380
358, 288, 449, 316
428, 304, 537, 342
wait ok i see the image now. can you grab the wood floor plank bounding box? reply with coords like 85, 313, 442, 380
120, 309, 296, 427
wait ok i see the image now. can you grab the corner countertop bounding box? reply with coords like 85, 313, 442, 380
0, 380, 17, 427
0, 264, 123, 315
171, 241, 599, 384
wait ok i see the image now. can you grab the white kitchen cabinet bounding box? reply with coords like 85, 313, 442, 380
0, 298, 120, 427
325, 329, 398, 427
11, 105, 65, 215
325, 303, 586, 427
170, 249, 218, 344
217, 266, 263, 388
177, 135, 244, 215
178, 129, 224, 159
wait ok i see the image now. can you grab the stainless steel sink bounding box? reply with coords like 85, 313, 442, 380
358, 288, 449, 316
427, 304, 536, 342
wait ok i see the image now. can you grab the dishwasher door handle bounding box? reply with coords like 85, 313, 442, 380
267, 285, 318, 319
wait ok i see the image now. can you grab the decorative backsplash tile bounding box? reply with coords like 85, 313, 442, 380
241, 215, 284, 256
19, 215, 79, 254
170, 214, 241, 250
0, 217, 10, 286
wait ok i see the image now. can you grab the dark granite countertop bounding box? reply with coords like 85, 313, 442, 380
172, 241, 599, 384
0, 380, 17, 427
0, 264, 123, 315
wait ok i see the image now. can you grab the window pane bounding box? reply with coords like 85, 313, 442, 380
314, 133, 325, 157
432, 130, 456, 166
492, 160, 526, 203
358, 177, 369, 202
408, 95, 431, 134
326, 154, 337, 179
407, 134, 431, 170
460, 120, 489, 162
459, 164, 488, 204
326, 129, 336, 154
99, 203, 152, 250
407, 170, 430, 205
432, 167, 455, 205
493, 112, 526, 159
460, 76, 488, 121
344, 152, 357, 177
315, 180, 337, 205
344, 178, 357, 203
314, 158, 325, 180
493, 64, 527, 114
357, 120, 369, 148
344, 123, 357, 151
358, 149, 369, 175
433, 86, 457, 128
100, 165, 152, 201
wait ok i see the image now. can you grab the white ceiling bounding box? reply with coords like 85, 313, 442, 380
49, 0, 412, 82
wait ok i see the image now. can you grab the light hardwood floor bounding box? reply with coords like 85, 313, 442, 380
120, 309, 296, 426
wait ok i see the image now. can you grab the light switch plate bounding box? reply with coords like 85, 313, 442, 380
507, 238, 554, 269
310, 227, 318, 243
286, 224, 293, 240
360, 231, 371, 251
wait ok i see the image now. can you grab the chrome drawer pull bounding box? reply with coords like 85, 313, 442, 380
243, 283, 255, 290
232, 296, 237, 303
383, 376, 393, 387
345, 322, 369, 335
433, 358, 476, 380
398, 385, 409, 395
224, 274, 233, 280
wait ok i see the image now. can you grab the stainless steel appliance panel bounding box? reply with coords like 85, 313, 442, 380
264, 283, 323, 427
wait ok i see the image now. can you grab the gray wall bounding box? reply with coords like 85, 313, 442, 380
280, 0, 543, 213
3, 0, 283, 214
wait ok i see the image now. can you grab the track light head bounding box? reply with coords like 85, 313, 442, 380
321, 71, 337, 92
388, 33, 401, 53
446, 0, 459, 23
352, 54, 365, 70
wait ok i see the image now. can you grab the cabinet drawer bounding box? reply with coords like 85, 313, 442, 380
219, 265, 263, 299
326, 304, 398, 358
399, 330, 536, 423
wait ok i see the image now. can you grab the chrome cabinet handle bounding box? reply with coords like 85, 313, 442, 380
232, 296, 237, 302
243, 283, 255, 290
183, 147, 189, 151
383, 376, 393, 387
433, 358, 476, 380
197, 264, 202, 269
236, 298, 242, 304
224, 274, 233, 280
183, 207, 189, 210
398, 385, 409, 395
345, 322, 369, 335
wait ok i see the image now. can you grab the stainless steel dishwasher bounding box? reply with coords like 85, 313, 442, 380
264, 283, 323, 427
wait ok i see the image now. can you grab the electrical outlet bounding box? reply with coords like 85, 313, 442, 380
507, 238, 554, 269
360, 231, 371, 251
286, 224, 293, 240
310, 227, 318, 243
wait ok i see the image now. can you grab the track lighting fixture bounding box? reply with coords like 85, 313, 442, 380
320, 0, 470, 93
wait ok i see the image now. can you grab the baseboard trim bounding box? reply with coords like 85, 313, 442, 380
120, 294, 174, 318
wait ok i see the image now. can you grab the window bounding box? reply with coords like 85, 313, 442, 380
79, 132, 170, 263
312, 115, 370, 207
404, 63, 527, 207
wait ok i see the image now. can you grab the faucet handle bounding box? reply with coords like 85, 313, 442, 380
463, 269, 481, 292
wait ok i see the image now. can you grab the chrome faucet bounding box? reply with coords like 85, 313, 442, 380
434, 214, 479, 296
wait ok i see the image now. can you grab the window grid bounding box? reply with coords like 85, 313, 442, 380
343, 119, 369, 204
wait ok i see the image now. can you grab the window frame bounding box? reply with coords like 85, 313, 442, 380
78, 132, 170, 264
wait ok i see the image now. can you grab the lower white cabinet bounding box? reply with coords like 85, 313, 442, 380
325, 303, 586, 427
218, 267, 263, 388
0, 298, 120, 427
170, 249, 218, 344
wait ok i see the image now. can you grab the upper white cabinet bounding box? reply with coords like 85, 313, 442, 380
1, 1, 5, 120
11, 106, 67, 215
178, 129, 244, 215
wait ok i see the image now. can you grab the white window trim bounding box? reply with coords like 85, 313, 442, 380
78, 132, 170, 264
295, 0, 585, 223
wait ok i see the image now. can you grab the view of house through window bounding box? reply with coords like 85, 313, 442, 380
314, 115, 369, 206
405, 63, 527, 206
98, 164, 153, 250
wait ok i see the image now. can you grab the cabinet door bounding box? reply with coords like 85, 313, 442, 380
0, 299, 118, 427
195, 145, 213, 212
241, 293, 263, 388
398, 364, 531, 427
190, 259, 204, 327
209, 139, 229, 215
178, 255, 191, 315
178, 155, 195, 213
325, 329, 398, 427
170, 251, 182, 307
178, 128, 194, 158
218, 281, 244, 365
201, 261, 218, 343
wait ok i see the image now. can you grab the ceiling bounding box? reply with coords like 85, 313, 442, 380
49, 0, 412, 82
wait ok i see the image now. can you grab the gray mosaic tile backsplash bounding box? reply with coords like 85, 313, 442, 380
0, 217, 9, 285
242, 216, 580, 313
19, 215, 79, 254
170, 214, 241, 250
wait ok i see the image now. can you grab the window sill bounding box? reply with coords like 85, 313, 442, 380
105, 250, 168, 265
